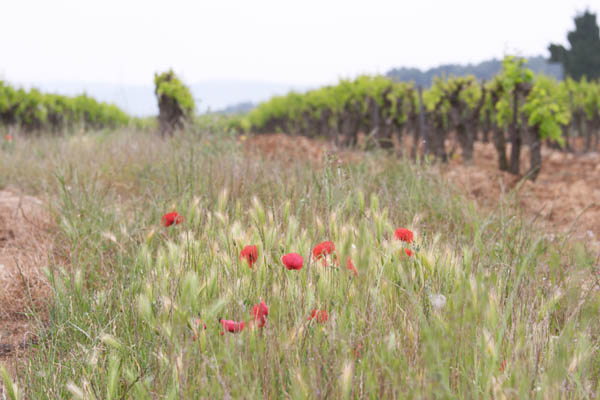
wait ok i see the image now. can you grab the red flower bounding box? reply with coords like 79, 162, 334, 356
403, 248, 413, 257
219, 319, 245, 334
347, 257, 358, 276
162, 211, 183, 227
282, 253, 303, 270
240, 245, 258, 268
250, 301, 269, 328
312, 241, 335, 261
394, 228, 413, 243
5, 134, 13, 142
308, 309, 328, 323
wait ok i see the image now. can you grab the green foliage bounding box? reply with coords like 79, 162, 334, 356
130, 116, 158, 131
457, 76, 483, 110
154, 70, 195, 116
0, 80, 129, 132
499, 56, 535, 91
494, 56, 535, 128
194, 113, 248, 134
247, 75, 414, 134
246, 57, 595, 161
523, 76, 571, 142
570, 77, 600, 120
422, 76, 451, 129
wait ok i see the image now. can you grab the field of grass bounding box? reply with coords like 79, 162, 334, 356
1, 129, 599, 399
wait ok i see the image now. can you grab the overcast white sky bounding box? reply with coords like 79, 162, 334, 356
0, 0, 597, 87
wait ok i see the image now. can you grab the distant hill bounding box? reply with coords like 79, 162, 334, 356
20, 80, 311, 117
218, 101, 256, 115
386, 56, 563, 87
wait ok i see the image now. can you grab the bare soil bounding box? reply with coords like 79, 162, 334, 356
242, 133, 349, 165
445, 141, 600, 246
0, 189, 51, 364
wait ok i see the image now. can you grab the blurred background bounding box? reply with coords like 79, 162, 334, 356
0, 0, 594, 115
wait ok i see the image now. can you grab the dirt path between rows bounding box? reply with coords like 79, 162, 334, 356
0, 189, 51, 367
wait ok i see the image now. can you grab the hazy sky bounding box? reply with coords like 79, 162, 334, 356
1, 0, 596, 86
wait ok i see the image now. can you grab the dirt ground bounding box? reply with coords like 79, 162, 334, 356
241, 133, 350, 165
0, 189, 51, 365
445, 141, 600, 246
246, 133, 600, 248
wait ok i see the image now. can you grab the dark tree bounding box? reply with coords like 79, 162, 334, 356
549, 11, 600, 81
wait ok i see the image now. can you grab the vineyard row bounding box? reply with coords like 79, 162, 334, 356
245, 56, 600, 180
0, 81, 130, 132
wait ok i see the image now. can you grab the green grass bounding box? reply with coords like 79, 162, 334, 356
1, 129, 599, 399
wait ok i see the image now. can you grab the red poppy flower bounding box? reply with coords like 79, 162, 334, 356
312, 241, 335, 260
161, 211, 183, 227
282, 253, 303, 270
394, 228, 413, 243
347, 257, 358, 276
308, 309, 328, 323
5, 134, 13, 142
240, 245, 258, 268
404, 248, 413, 257
219, 319, 245, 334
250, 300, 269, 328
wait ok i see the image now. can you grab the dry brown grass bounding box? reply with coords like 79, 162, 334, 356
0, 189, 52, 363
244, 133, 366, 165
